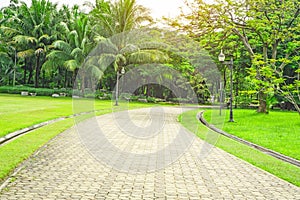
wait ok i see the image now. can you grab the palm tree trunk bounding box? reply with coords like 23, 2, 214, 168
23, 62, 27, 84
64, 69, 68, 88
35, 54, 40, 88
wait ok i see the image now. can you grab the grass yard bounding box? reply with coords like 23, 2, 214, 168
203, 109, 300, 160
0, 94, 73, 137
0, 94, 158, 182
179, 109, 300, 187
0, 93, 156, 137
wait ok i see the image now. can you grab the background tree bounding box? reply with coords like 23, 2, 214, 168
1, 0, 59, 88
169, 0, 300, 113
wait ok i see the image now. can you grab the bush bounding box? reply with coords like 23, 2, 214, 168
168, 97, 191, 103
146, 96, 157, 103
96, 90, 112, 100
0, 85, 72, 97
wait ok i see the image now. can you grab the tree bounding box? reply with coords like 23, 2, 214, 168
43, 11, 100, 92
1, 0, 59, 88
169, 0, 300, 113
88, 0, 152, 37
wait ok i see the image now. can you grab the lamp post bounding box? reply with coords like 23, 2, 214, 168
115, 67, 125, 106
219, 82, 223, 116
10, 47, 17, 87
218, 50, 234, 122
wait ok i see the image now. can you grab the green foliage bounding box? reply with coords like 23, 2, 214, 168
0, 85, 72, 96
170, 0, 300, 113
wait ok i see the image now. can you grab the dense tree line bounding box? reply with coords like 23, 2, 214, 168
0, 0, 211, 103
169, 0, 300, 113
1, 0, 299, 112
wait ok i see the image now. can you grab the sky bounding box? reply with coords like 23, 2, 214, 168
0, 0, 191, 19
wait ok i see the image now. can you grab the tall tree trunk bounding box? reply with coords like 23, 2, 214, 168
72, 68, 79, 89
258, 91, 267, 113
35, 54, 40, 88
28, 68, 33, 84
257, 45, 268, 113
42, 70, 45, 88
64, 69, 68, 88
81, 72, 85, 96
23, 65, 27, 84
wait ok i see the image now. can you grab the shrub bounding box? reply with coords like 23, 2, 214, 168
0, 86, 72, 97
146, 96, 157, 103
168, 97, 191, 103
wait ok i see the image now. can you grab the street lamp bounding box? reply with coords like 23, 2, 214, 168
10, 47, 17, 87
218, 50, 234, 122
115, 66, 125, 106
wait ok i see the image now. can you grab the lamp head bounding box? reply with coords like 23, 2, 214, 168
121, 67, 125, 75
218, 49, 225, 62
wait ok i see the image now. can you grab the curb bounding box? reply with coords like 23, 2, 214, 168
0, 110, 96, 146
197, 111, 300, 168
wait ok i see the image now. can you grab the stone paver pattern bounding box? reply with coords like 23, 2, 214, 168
0, 107, 299, 199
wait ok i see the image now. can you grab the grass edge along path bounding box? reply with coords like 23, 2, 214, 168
0, 118, 74, 184
0, 103, 157, 184
179, 109, 300, 187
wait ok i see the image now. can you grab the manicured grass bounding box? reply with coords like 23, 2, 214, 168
0, 94, 157, 137
0, 118, 74, 182
0, 94, 159, 182
0, 94, 73, 137
179, 109, 300, 187
203, 109, 300, 160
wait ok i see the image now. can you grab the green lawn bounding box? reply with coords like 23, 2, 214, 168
0, 94, 73, 137
203, 109, 300, 160
179, 109, 300, 187
0, 94, 158, 182
0, 93, 155, 137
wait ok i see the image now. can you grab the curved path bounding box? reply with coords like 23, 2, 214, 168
0, 107, 299, 199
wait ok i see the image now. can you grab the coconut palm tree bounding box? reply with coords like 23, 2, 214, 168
43, 12, 102, 93
0, 0, 59, 87
88, 0, 152, 37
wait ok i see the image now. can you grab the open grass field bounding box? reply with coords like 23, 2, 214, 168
0, 94, 157, 182
203, 109, 300, 160
0, 93, 156, 138
179, 108, 300, 187
0, 94, 73, 137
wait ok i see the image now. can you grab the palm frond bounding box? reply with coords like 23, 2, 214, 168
69, 30, 79, 46
128, 49, 169, 64
64, 59, 79, 71
14, 35, 37, 45
119, 44, 139, 55
17, 49, 35, 58
0, 26, 21, 37
46, 50, 72, 61
42, 59, 61, 72
59, 22, 70, 34
53, 40, 72, 54
98, 53, 116, 71
71, 47, 84, 62
86, 64, 104, 79
39, 34, 50, 44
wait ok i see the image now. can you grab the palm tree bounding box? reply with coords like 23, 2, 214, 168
88, 0, 171, 104
43, 12, 101, 93
1, 0, 58, 88
95, 29, 170, 104
88, 0, 152, 37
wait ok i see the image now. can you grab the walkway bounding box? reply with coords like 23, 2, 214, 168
0, 107, 299, 199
